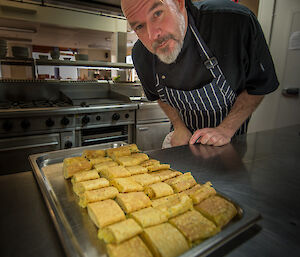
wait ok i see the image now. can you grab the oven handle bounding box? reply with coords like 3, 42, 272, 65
82, 135, 128, 144
0, 141, 59, 152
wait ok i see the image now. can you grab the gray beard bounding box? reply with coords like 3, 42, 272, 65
154, 9, 185, 64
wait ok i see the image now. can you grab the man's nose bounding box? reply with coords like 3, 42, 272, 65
147, 22, 161, 41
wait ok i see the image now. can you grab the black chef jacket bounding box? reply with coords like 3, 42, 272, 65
132, 0, 279, 101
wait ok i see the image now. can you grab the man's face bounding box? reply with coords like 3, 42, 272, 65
122, 0, 187, 64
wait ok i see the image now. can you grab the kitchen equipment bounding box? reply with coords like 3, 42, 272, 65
50, 50, 60, 60
29, 144, 261, 257
39, 54, 48, 60
12, 46, 29, 58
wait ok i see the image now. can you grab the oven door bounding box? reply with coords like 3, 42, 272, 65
0, 133, 61, 174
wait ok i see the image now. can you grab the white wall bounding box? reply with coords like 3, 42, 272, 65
248, 0, 300, 133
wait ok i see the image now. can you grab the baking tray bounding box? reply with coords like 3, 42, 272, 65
29, 142, 261, 257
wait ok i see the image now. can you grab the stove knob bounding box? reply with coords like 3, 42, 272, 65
96, 115, 101, 121
21, 119, 31, 130
46, 118, 55, 127
112, 113, 120, 121
65, 141, 73, 149
3, 120, 13, 131
82, 115, 90, 125
125, 113, 130, 119
61, 116, 70, 126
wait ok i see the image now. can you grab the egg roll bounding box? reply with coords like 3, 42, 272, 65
71, 169, 99, 184
106, 236, 152, 257
147, 164, 171, 172
154, 194, 193, 219
82, 149, 106, 159
144, 182, 174, 199
98, 166, 131, 180
94, 161, 118, 172
106, 144, 139, 157
116, 192, 152, 213
131, 173, 160, 187
87, 199, 125, 228
165, 172, 197, 193
141, 223, 189, 257
125, 165, 148, 175
169, 210, 220, 244
130, 207, 168, 228
63, 156, 92, 179
150, 169, 182, 181
141, 159, 160, 167
116, 153, 149, 166
151, 194, 180, 208
111, 177, 143, 193
189, 182, 217, 204
79, 186, 119, 208
73, 178, 109, 195
89, 157, 113, 166
98, 218, 143, 244
194, 196, 237, 228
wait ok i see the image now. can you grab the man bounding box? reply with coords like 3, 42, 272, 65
121, 0, 279, 147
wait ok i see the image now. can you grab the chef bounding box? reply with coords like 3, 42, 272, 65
121, 0, 279, 147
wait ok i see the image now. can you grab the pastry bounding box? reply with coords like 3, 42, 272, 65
169, 210, 219, 244
71, 169, 99, 184
165, 172, 197, 193
79, 186, 119, 208
82, 149, 106, 159
131, 173, 160, 187
194, 196, 237, 228
89, 157, 113, 166
141, 223, 189, 257
189, 182, 217, 204
98, 166, 131, 180
141, 159, 160, 167
130, 207, 168, 228
106, 236, 152, 257
144, 182, 174, 199
73, 178, 109, 195
116, 153, 149, 166
111, 177, 144, 193
63, 156, 92, 179
125, 165, 148, 175
147, 164, 170, 172
116, 192, 152, 213
94, 161, 118, 172
87, 199, 125, 228
98, 218, 143, 244
150, 169, 182, 181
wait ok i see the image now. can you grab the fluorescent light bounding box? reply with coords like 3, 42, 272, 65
0, 27, 36, 33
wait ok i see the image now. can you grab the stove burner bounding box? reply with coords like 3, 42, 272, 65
0, 99, 72, 109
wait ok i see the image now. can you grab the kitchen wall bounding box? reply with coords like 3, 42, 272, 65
248, 0, 300, 132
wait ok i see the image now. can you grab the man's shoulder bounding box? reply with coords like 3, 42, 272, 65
192, 0, 253, 17
132, 40, 154, 67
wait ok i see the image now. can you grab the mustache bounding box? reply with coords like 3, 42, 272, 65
152, 34, 177, 51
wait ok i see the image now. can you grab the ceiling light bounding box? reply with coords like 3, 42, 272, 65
0, 27, 36, 33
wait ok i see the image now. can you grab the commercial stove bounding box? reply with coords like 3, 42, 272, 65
0, 82, 137, 173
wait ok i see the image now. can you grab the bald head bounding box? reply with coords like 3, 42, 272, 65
121, 0, 188, 64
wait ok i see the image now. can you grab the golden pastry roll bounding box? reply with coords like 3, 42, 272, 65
165, 172, 197, 192
150, 169, 182, 181
71, 169, 99, 184
130, 207, 168, 228
147, 164, 171, 172
141, 159, 160, 167
116, 192, 152, 213
125, 165, 148, 175
116, 153, 149, 166
106, 144, 139, 157
179, 184, 201, 197
194, 196, 237, 228
151, 194, 180, 208
144, 182, 174, 199
169, 210, 220, 244
111, 177, 143, 193
89, 157, 113, 166
131, 173, 160, 187
154, 194, 193, 219
82, 149, 106, 159
73, 178, 109, 195
141, 223, 189, 257
98, 218, 143, 244
87, 199, 125, 228
106, 236, 153, 257
109, 148, 132, 160
189, 182, 217, 204
98, 166, 131, 180
79, 186, 119, 208
63, 156, 93, 179
94, 161, 118, 172
131, 153, 149, 162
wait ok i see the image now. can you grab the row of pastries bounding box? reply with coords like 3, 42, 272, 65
63, 144, 238, 257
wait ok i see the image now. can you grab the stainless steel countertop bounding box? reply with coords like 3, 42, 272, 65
0, 124, 299, 257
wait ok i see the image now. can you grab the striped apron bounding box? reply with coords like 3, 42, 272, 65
155, 14, 249, 136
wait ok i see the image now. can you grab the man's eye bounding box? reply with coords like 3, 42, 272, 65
135, 24, 144, 31
153, 10, 162, 18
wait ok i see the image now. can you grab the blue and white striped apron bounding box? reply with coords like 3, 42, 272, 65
155, 14, 249, 136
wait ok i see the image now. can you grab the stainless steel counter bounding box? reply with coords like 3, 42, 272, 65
0, 125, 299, 257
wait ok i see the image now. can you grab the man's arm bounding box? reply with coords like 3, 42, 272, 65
158, 100, 192, 146
190, 90, 264, 146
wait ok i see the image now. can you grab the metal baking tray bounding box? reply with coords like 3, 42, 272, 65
29, 142, 261, 257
